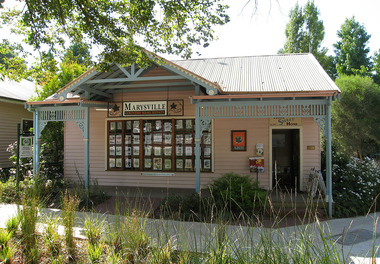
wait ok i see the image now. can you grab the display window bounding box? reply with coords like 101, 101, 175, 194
107, 119, 212, 172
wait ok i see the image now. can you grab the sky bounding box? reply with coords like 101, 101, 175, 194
2, 0, 380, 61
166, 0, 380, 60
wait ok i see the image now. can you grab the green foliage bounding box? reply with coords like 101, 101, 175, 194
0, 229, 13, 264
331, 153, 380, 217
87, 243, 104, 264
280, 1, 331, 74
5, 215, 20, 236
334, 17, 372, 76
1, 0, 229, 67
158, 192, 204, 221
84, 215, 105, 246
372, 49, 380, 85
158, 173, 267, 222
61, 192, 79, 259
333, 75, 380, 158
0, 39, 28, 81
209, 172, 267, 216
43, 216, 62, 258
33, 59, 88, 101
18, 195, 40, 263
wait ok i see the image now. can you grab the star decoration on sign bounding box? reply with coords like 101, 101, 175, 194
112, 104, 120, 112
170, 102, 177, 110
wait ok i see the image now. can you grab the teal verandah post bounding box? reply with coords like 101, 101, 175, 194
84, 107, 90, 190
16, 123, 20, 187
195, 102, 201, 193
326, 97, 333, 218
33, 109, 40, 176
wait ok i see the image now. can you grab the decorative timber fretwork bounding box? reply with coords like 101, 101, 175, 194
36, 106, 88, 138
197, 100, 327, 119
194, 98, 330, 135
200, 118, 212, 132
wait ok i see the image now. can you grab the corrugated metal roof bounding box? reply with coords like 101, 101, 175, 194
172, 53, 340, 93
0, 78, 37, 101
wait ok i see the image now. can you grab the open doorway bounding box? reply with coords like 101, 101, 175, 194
272, 129, 300, 190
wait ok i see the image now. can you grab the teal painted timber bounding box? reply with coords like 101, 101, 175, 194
326, 97, 333, 218
195, 103, 201, 193
84, 107, 89, 190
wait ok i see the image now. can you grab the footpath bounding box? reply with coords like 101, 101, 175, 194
0, 203, 378, 264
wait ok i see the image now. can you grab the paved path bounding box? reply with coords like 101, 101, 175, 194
0, 203, 378, 263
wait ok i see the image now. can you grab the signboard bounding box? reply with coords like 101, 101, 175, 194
270, 117, 302, 126
108, 100, 184, 117
20, 136, 33, 158
124, 101, 167, 116
249, 157, 264, 173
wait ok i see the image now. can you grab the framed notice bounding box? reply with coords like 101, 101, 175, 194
109, 158, 116, 168
176, 159, 183, 169
204, 159, 211, 169
231, 130, 247, 151
185, 159, 192, 169
164, 146, 172, 156
145, 158, 152, 169
153, 158, 162, 170
164, 159, 172, 170
116, 146, 122, 156
125, 158, 131, 168
164, 134, 172, 144
145, 146, 152, 156
116, 158, 122, 168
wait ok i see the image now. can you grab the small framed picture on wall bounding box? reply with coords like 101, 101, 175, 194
231, 130, 247, 151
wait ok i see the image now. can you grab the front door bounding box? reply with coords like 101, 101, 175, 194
272, 129, 300, 190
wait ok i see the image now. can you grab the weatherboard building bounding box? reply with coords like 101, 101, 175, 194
26, 52, 340, 215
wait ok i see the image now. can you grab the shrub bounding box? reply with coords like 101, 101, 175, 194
332, 154, 380, 217
43, 217, 62, 257
0, 178, 19, 203
209, 172, 267, 216
18, 195, 40, 263
84, 215, 105, 246
5, 215, 20, 236
61, 192, 79, 260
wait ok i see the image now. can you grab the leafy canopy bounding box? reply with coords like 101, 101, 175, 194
332, 75, 380, 159
0, 39, 29, 81
334, 17, 372, 76
279, 1, 332, 75
1, 0, 230, 67
372, 49, 380, 85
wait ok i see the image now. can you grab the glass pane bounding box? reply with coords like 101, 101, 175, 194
164, 134, 172, 145
133, 121, 140, 133
176, 159, 183, 170
164, 159, 172, 170
145, 158, 152, 169
164, 121, 172, 132
153, 158, 162, 170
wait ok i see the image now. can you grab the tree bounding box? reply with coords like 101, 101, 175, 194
334, 17, 372, 76
0, 39, 28, 81
372, 49, 380, 85
32, 44, 91, 175
1, 0, 230, 67
279, 1, 331, 75
332, 75, 380, 159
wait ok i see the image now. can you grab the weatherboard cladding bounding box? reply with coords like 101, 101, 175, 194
172, 53, 339, 93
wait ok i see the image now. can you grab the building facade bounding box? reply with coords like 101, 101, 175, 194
27, 53, 340, 215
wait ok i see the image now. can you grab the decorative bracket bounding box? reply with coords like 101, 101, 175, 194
313, 117, 327, 136
200, 118, 211, 132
